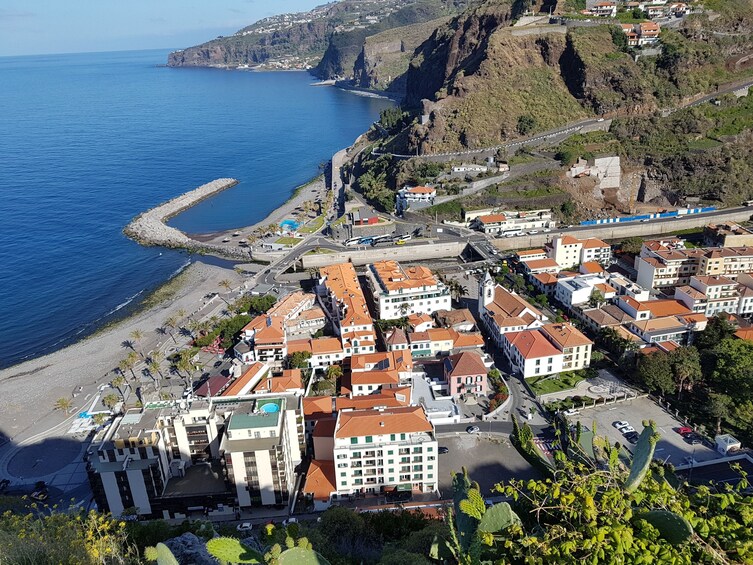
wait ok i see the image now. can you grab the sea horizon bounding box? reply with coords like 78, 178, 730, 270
0, 48, 392, 369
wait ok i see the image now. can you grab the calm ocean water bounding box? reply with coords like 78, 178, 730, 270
0, 49, 391, 369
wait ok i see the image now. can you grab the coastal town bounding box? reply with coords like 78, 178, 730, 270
4, 0, 753, 561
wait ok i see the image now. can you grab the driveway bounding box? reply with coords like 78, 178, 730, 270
571, 396, 720, 467
435, 434, 542, 498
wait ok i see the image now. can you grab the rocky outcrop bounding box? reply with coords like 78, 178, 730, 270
124, 178, 251, 260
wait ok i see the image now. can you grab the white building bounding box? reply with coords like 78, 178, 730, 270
478, 272, 547, 347
468, 209, 555, 235
554, 275, 616, 308
367, 261, 450, 320
540, 323, 593, 372
502, 330, 564, 379
546, 236, 611, 269
396, 186, 436, 213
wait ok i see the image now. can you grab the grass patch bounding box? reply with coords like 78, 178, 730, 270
670, 227, 705, 236
687, 137, 723, 150
507, 153, 537, 166
275, 237, 302, 246
421, 199, 464, 221
304, 248, 334, 255
299, 215, 325, 234
332, 215, 348, 226
528, 371, 587, 396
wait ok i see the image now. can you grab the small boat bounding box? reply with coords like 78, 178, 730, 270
222, 238, 230, 243
233, 231, 241, 236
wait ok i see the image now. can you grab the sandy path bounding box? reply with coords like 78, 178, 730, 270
0, 261, 240, 442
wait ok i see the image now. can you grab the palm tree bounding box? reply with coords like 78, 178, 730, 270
399, 302, 411, 317
326, 364, 343, 382
148, 360, 163, 383
102, 393, 120, 410
218, 279, 233, 305
54, 397, 73, 414
111, 375, 127, 397
92, 413, 108, 426
163, 316, 178, 344
118, 354, 137, 381
129, 329, 145, 358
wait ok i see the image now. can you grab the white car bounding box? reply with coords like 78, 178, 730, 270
543, 228, 551, 233
282, 518, 298, 526
612, 421, 630, 430
236, 522, 253, 532
528, 230, 539, 235
620, 426, 636, 435
466, 425, 480, 434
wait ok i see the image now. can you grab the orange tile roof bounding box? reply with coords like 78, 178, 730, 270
221, 362, 268, 397
518, 248, 546, 257
349, 369, 399, 387
320, 262, 373, 328
533, 273, 559, 285
371, 260, 438, 292
452, 331, 485, 349
541, 323, 593, 349
264, 369, 303, 393
311, 337, 344, 355
384, 328, 408, 346
582, 238, 609, 249
643, 299, 692, 318
350, 350, 413, 373
408, 313, 434, 328
735, 328, 753, 342
286, 338, 312, 354
561, 235, 582, 246
487, 285, 543, 322
335, 406, 432, 438
303, 460, 337, 501
435, 308, 476, 328
477, 214, 507, 224
693, 275, 737, 286
303, 396, 334, 419
406, 185, 435, 194
504, 330, 561, 359
619, 296, 651, 311
426, 327, 454, 343
594, 283, 617, 295
524, 258, 560, 271
409, 331, 430, 343
336, 387, 411, 411
581, 261, 605, 273
444, 351, 487, 377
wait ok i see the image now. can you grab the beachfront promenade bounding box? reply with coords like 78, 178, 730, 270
124, 178, 251, 259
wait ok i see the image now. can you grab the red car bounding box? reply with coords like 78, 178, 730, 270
677, 427, 693, 436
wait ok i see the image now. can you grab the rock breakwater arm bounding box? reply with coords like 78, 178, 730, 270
124, 178, 251, 260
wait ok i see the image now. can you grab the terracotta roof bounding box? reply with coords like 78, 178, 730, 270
406, 185, 435, 194
692, 275, 737, 287
409, 331, 430, 344
351, 350, 413, 373
631, 316, 687, 333
517, 248, 547, 257
348, 369, 399, 387
533, 273, 559, 285
311, 337, 344, 355
679, 313, 707, 325
581, 261, 605, 274
486, 285, 543, 321
320, 262, 372, 328
524, 258, 561, 271
582, 238, 609, 249
594, 283, 617, 295
335, 406, 432, 438
477, 214, 506, 224
435, 308, 476, 328
221, 362, 268, 397
336, 387, 411, 411
408, 313, 434, 329
371, 261, 438, 292
426, 327, 454, 343
303, 396, 334, 420
263, 369, 303, 393
619, 296, 651, 311
286, 338, 312, 354
602, 304, 635, 323
452, 331, 485, 349
582, 308, 621, 327
676, 285, 706, 300
560, 235, 582, 246
444, 351, 487, 377
384, 328, 408, 346
541, 323, 593, 349
303, 460, 337, 501
615, 325, 643, 342
504, 330, 561, 359
735, 328, 753, 342
643, 299, 692, 318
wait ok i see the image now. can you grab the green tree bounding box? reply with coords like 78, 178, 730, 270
669, 346, 702, 400
560, 199, 576, 218
516, 115, 536, 135
118, 353, 138, 381
249, 294, 277, 314
111, 375, 127, 398
637, 352, 676, 396
326, 364, 343, 382
588, 289, 606, 308
102, 393, 120, 410
288, 351, 312, 369
54, 397, 73, 414
129, 329, 145, 358
694, 314, 735, 350
610, 24, 629, 52
619, 236, 644, 255
708, 337, 753, 398
707, 392, 732, 434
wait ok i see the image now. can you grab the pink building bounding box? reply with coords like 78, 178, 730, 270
443, 351, 488, 397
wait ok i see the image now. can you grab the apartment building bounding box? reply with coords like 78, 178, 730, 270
220, 397, 303, 508
287, 337, 346, 369
367, 260, 450, 319
540, 323, 593, 372
554, 275, 616, 308
468, 209, 555, 235
318, 262, 376, 355
546, 236, 611, 269
396, 186, 436, 213
675, 275, 740, 317
478, 273, 546, 347
502, 330, 564, 379
628, 316, 692, 344
323, 406, 438, 498
345, 350, 413, 396
443, 350, 488, 397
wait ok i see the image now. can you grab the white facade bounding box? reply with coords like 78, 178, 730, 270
367, 262, 451, 320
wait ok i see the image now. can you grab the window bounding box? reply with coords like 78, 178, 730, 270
390, 434, 395, 441
340, 472, 346, 477
341, 481, 347, 486
387, 450, 393, 455
400, 433, 406, 440
366, 436, 373, 443
351, 437, 358, 445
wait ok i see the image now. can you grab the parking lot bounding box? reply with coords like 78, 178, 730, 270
436, 433, 542, 498
571, 397, 720, 467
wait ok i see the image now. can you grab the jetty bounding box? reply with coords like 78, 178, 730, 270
124, 178, 251, 260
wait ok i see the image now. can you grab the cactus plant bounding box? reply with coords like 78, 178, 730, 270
636, 509, 694, 546
624, 420, 660, 493
277, 546, 331, 564
452, 467, 481, 552
478, 501, 521, 534
143, 543, 179, 565
205, 537, 263, 564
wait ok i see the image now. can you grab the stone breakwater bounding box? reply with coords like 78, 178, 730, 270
124, 178, 251, 260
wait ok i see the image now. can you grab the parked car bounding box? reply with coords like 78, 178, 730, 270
236, 522, 253, 532
676, 426, 693, 436
612, 421, 630, 430
624, 431, 640, 444
620, 426, 636, 435
466, 425, 480, 434
438, 446, 449, 454
282, 518, 298, 526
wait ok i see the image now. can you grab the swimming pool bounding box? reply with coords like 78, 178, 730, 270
280, 219, 299, 231
260, 402, 280, 413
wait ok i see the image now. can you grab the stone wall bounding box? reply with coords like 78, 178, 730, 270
301, 241, 466, 268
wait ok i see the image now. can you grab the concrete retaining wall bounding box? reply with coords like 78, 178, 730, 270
301, 241, 466, 268
491, 208, 753, 251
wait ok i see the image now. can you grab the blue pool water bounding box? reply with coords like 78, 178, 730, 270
280, 219, 300, 231
0, 49, 392, 369
260, 403, 280, 413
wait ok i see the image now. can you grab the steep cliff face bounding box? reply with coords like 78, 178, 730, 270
351, 17, 452, 94
314, 0, 467, 79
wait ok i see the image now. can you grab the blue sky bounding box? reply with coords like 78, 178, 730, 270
0, 1, 323, 57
